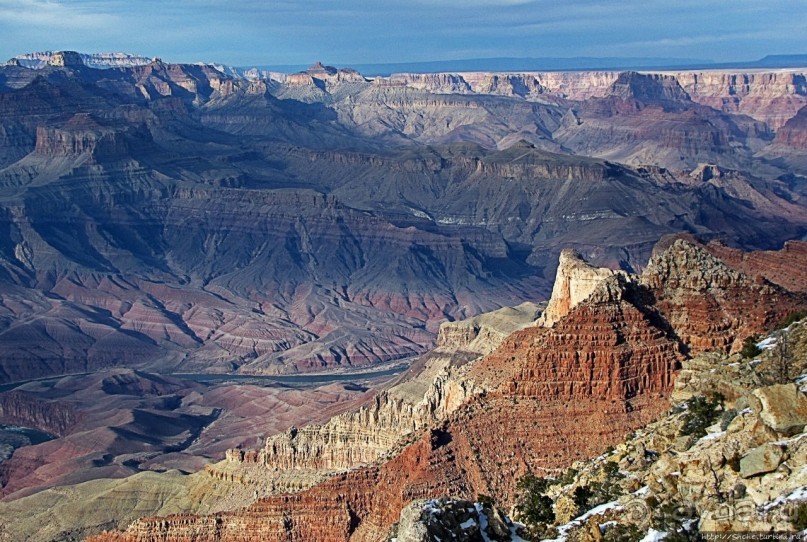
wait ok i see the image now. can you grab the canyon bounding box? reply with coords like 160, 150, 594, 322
82, 238, 807, 541
0, 55, 805, 382
0, 52, 806, 541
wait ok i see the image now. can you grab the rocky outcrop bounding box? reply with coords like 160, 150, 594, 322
749, 384, 807, 435
286, 62, 367, 87
372, 69, 806, 130
537, 249, 624, 327
390, 498, 518, 542
702, 240, 807, 293
641, 240, 806, 353
222, 302, 539, 479
773, 104, 807, 148
92, 248, 685, 541
0, 392, 79, 437
13, 51, 152, 70
473, 74, 543, 98
495, 329, 807, 539
379, 73, 472, 93
33, 116, 149, 162
674, 70, 807, 130
46, 51, 84, 68
740, 442, 786, 478
608, 72, 691, 104
435, 301, 540, 355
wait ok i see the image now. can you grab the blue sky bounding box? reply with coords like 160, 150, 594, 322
0, 0, 804, 67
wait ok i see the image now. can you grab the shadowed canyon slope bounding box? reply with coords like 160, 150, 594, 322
86, 239, 807, 542
0, 55, 806, 382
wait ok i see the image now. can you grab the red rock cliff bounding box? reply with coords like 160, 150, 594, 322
89, 240, 807, 542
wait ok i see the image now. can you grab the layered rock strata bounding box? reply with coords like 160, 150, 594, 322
642, 240, 806, 353
374, 69, 807, 130
214, 302, 540, 480
90, 240, 807, 542
91, 249, 681, 541
703, 240, 807, 293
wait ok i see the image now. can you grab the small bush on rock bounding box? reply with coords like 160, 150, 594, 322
680, 393, 724, 438
516, 474, 555, 528
602, 523, 644, 542
740, 335, 762, 359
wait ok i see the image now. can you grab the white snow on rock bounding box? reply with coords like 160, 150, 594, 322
762, 485, 807, 511
460, 518, 476, 530
699, 430, 726, 442
756, 337, 778, 350
545, 501, 622, 542
640, 528, 669, 542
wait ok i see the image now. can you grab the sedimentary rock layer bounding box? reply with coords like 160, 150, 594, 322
90, 240, 807, 542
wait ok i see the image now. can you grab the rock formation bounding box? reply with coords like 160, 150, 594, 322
0, 392, 78, 437
673, 70, 807, 130
774, 104, 807, 148
642, 240, 806, 353
88, 239, 807, 542
390, 498, 520, 542
372, 69, 806, 130
0, 53, 806, 541
219, 302, 539, 480
0, 57, 806, 384
537, 249, 624, 327
703, 240, 807, 293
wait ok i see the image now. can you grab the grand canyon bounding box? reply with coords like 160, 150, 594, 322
0, 48, 805, 541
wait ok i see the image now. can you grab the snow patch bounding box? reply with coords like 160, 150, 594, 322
545, 501, 622, 542
699, 430, 726, 442
409, 208, 432, 220
473, 502, 529, 542
762, 486, 807, 511
757, 337, 777, 350
640, 528, 669, 542
599, 520, 618, 533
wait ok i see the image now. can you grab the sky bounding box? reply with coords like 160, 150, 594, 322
0, 0, 804, 68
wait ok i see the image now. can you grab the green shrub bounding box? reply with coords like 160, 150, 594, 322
517, 473, 551, 495
572, 462, 625, 511
651, 501, 699, 541
602, 461, 623, 479
516, 474, 555, 528
573, 485, 594, 509
740, 335, 762, 359
518, 493, 555, 526
556, 467, 578, 486
680, 393, 724, 438
602, 523, 644, 542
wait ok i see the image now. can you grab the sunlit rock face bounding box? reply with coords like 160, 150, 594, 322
87, 239, 807, 542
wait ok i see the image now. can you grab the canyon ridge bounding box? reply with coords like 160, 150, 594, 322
0, 52, 805, 541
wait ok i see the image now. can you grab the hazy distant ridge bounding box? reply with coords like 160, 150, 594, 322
246, 54, 807, 76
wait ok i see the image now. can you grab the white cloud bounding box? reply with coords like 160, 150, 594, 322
0, 0, 117, 29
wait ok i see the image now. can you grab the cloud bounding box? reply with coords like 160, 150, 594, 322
0, 0, 804, 66
0, 0, 117, 29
